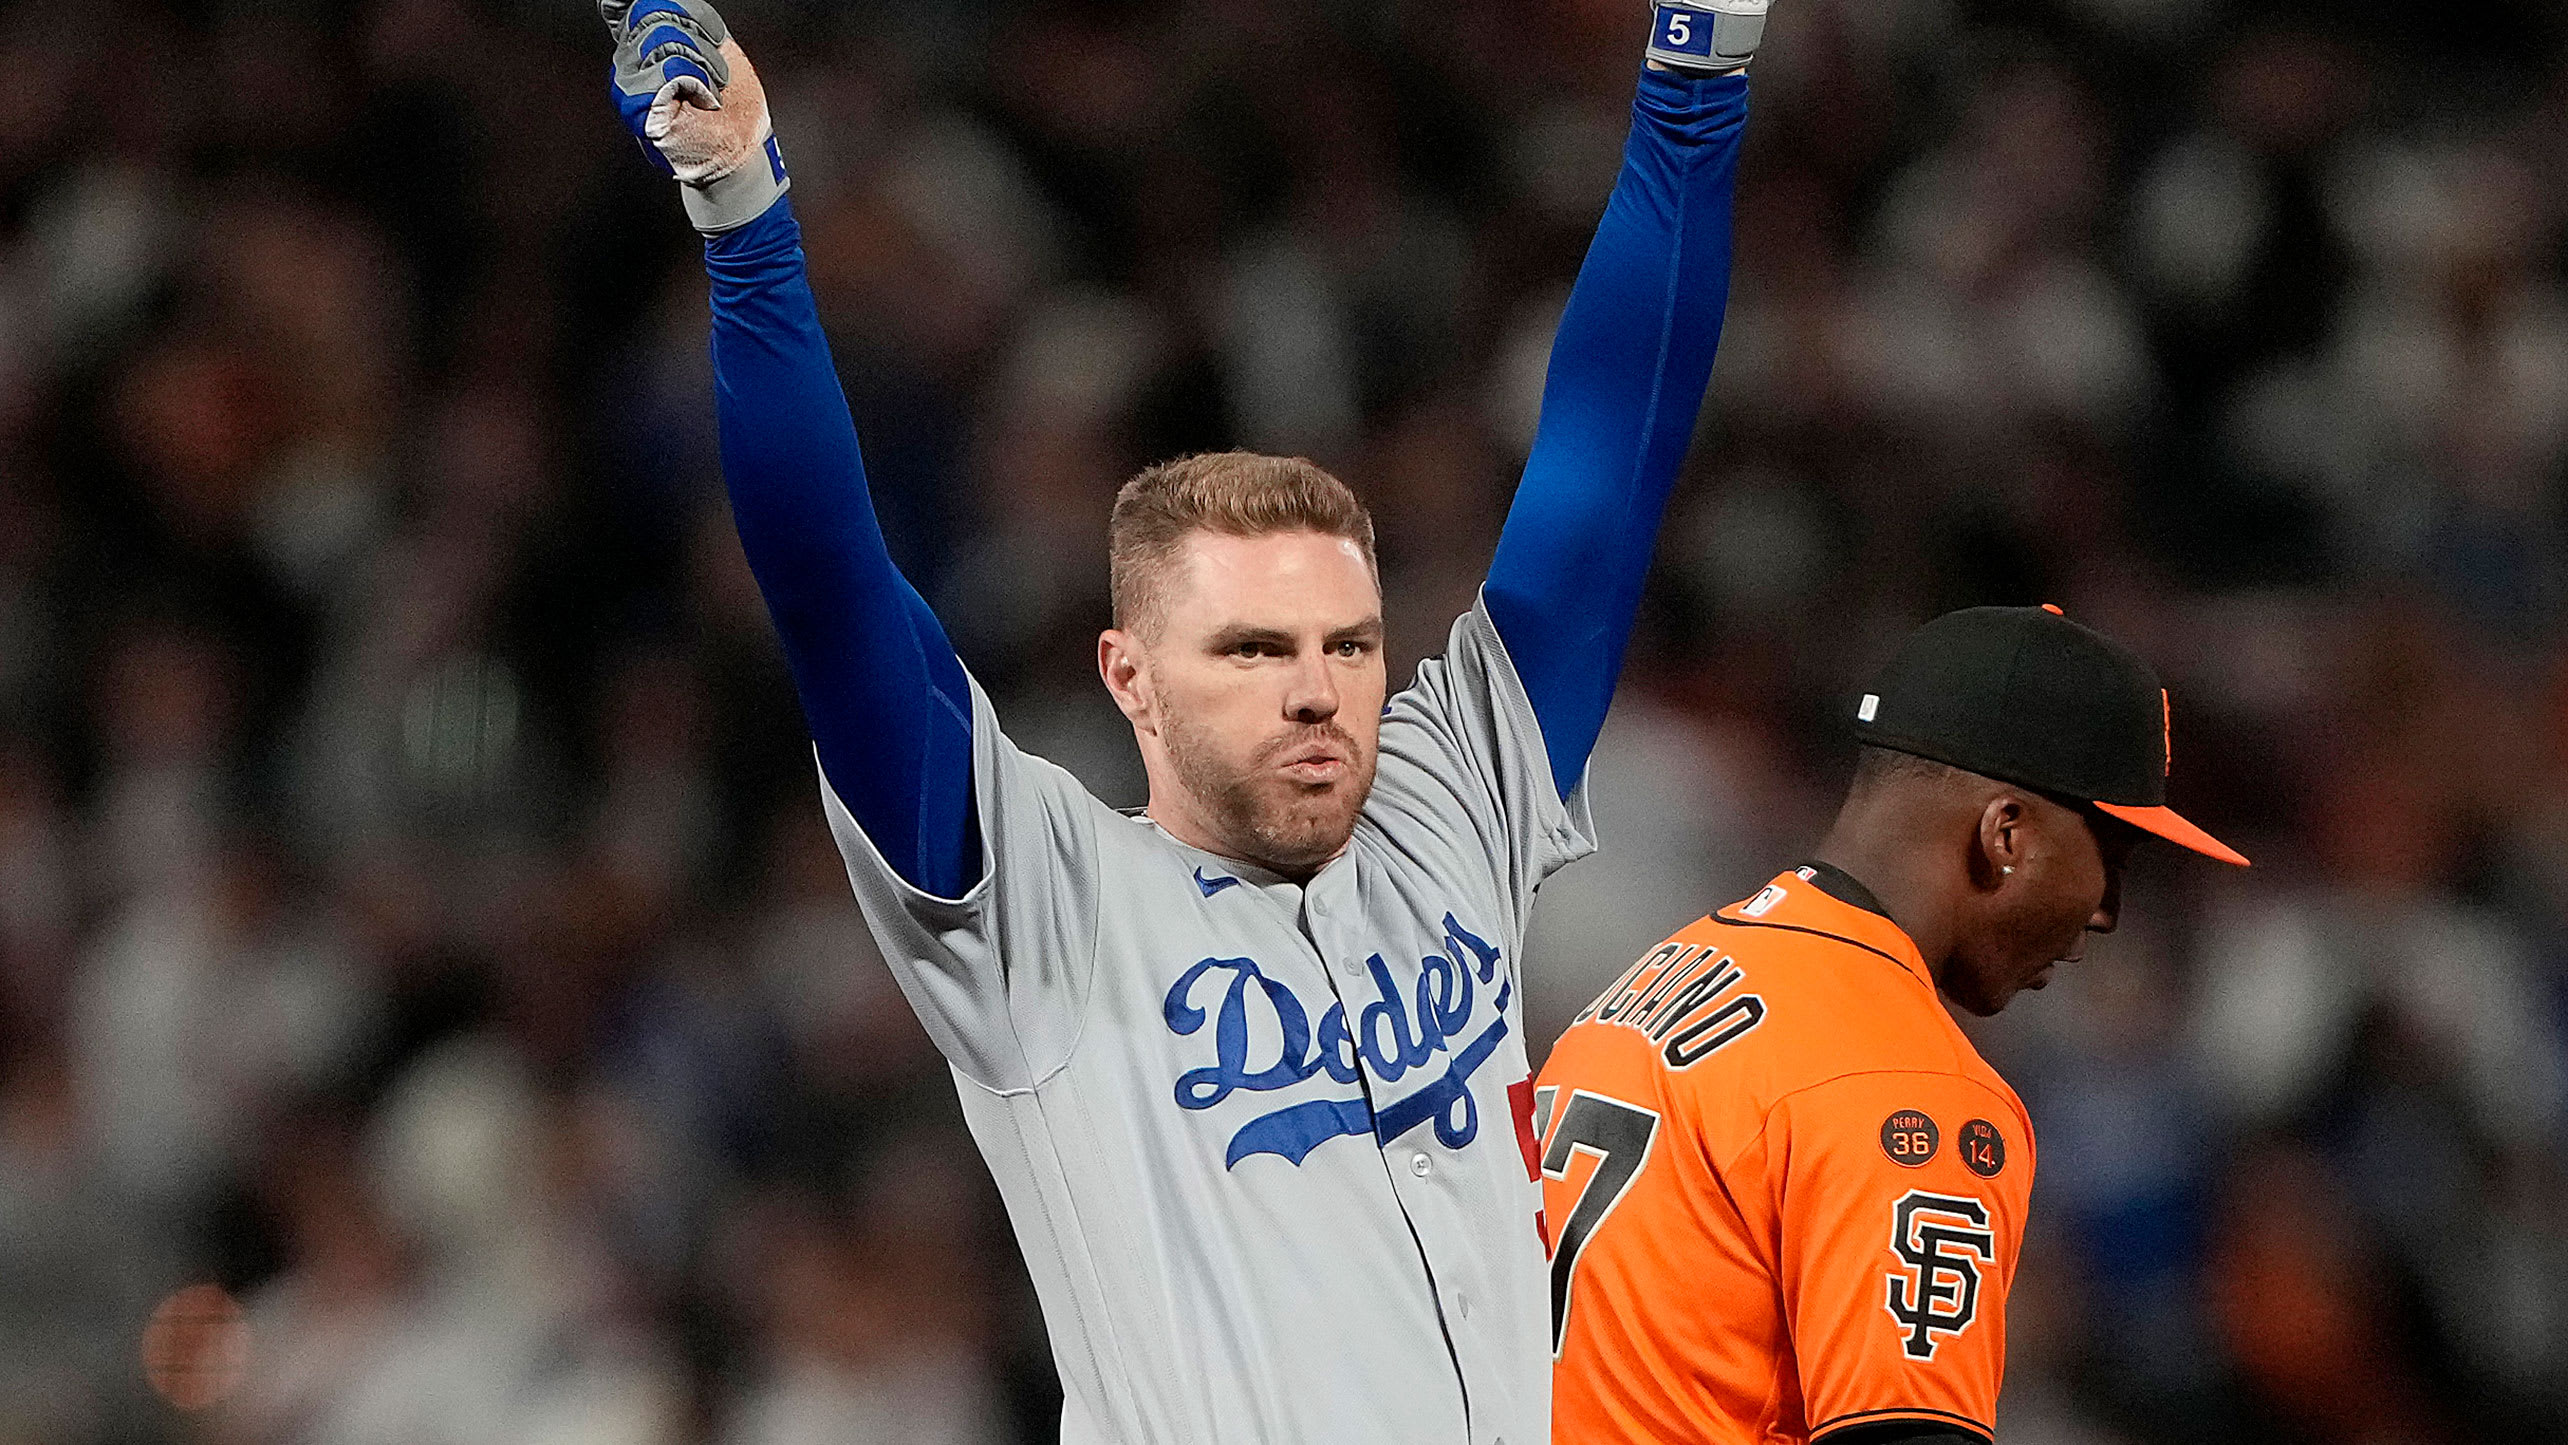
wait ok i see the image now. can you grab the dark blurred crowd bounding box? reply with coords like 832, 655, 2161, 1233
1, 0, 2565, 1442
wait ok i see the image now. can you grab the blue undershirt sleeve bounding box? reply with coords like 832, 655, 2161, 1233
1483, 69, 1748, 799
705, 198, 981, 897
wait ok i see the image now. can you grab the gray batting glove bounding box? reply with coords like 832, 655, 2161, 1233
1644, 0, 1768, 75
601, 0, 788, 233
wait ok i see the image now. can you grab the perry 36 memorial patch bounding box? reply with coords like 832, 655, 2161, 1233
1879, 1109, 1940, 1167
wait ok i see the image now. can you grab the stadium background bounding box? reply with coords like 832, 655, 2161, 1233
1, 0, 2564, 1440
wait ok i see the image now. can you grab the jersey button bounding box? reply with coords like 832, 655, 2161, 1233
1410, 1152, 1433, 1177
1455, 1293, 1472, 1319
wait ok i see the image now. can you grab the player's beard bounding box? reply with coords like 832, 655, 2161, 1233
1160, 707, 1378, 875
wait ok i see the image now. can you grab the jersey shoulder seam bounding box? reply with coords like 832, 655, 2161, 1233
1691, 910, 2023, 1125
1380, 619, 1507, 812
1374, 599, 1578, 910
1715, 1067, 2021, 1178
1702, 910, 1924, 988
955, 684, 1112, 1097
990, 784, 1125, 1098
1023, 793, 1111, 1093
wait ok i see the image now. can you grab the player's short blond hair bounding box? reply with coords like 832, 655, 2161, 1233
1108, 452, 1379, 636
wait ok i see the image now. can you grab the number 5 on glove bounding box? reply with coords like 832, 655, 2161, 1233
1646, 0, 1769, 75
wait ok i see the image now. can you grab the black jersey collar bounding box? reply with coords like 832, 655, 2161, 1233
1798, 859, 1893, 921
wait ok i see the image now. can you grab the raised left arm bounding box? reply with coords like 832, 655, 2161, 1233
1483, 60, 1750, 798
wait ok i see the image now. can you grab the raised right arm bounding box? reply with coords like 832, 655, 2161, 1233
602, 1, 979, 897
707, 201, 981, 899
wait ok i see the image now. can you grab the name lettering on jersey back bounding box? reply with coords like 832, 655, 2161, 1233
1574, 941, 1767, 1069
1163, 914, 1513, 1169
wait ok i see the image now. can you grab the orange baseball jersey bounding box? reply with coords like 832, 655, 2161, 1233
1537, 865, 2035, 1443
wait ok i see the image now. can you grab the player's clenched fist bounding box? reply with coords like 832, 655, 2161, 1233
601, 0, 787, 233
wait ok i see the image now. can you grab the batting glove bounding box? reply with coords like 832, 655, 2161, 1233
602, 0, 787, 233
1644, 0, 1768, 75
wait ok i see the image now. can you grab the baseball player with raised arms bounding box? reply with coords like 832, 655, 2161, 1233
1538, 605, 2251, 1444
597, 1, 1766, 1441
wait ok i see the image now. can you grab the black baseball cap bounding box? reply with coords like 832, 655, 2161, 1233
1853, 605, 2249, 866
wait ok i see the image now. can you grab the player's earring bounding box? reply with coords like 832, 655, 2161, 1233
2000, 865, 2014, 876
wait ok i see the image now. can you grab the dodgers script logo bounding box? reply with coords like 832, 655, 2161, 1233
1163, 914, 1512, 1169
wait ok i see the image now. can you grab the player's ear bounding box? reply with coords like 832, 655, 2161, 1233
1098, 629, 1157, 731
1974, 794, 2028, 891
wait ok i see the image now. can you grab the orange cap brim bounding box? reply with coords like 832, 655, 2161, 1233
2094, 802, 2251, 867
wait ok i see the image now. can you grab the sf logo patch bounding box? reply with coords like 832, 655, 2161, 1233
1883, 1191, 1996, 1359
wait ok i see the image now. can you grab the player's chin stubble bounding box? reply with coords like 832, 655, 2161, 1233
1164, 711, 1376, 872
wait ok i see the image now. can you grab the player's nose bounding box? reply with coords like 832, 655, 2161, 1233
2088, 880, 2121, 935
1283, 651, 1341, 723
2091, 857, 2126, 934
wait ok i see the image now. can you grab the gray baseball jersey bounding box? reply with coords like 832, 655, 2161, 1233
821, 598, 1594, 1445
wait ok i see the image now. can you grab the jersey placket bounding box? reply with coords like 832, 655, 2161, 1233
1300, 861, 1522, 1445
